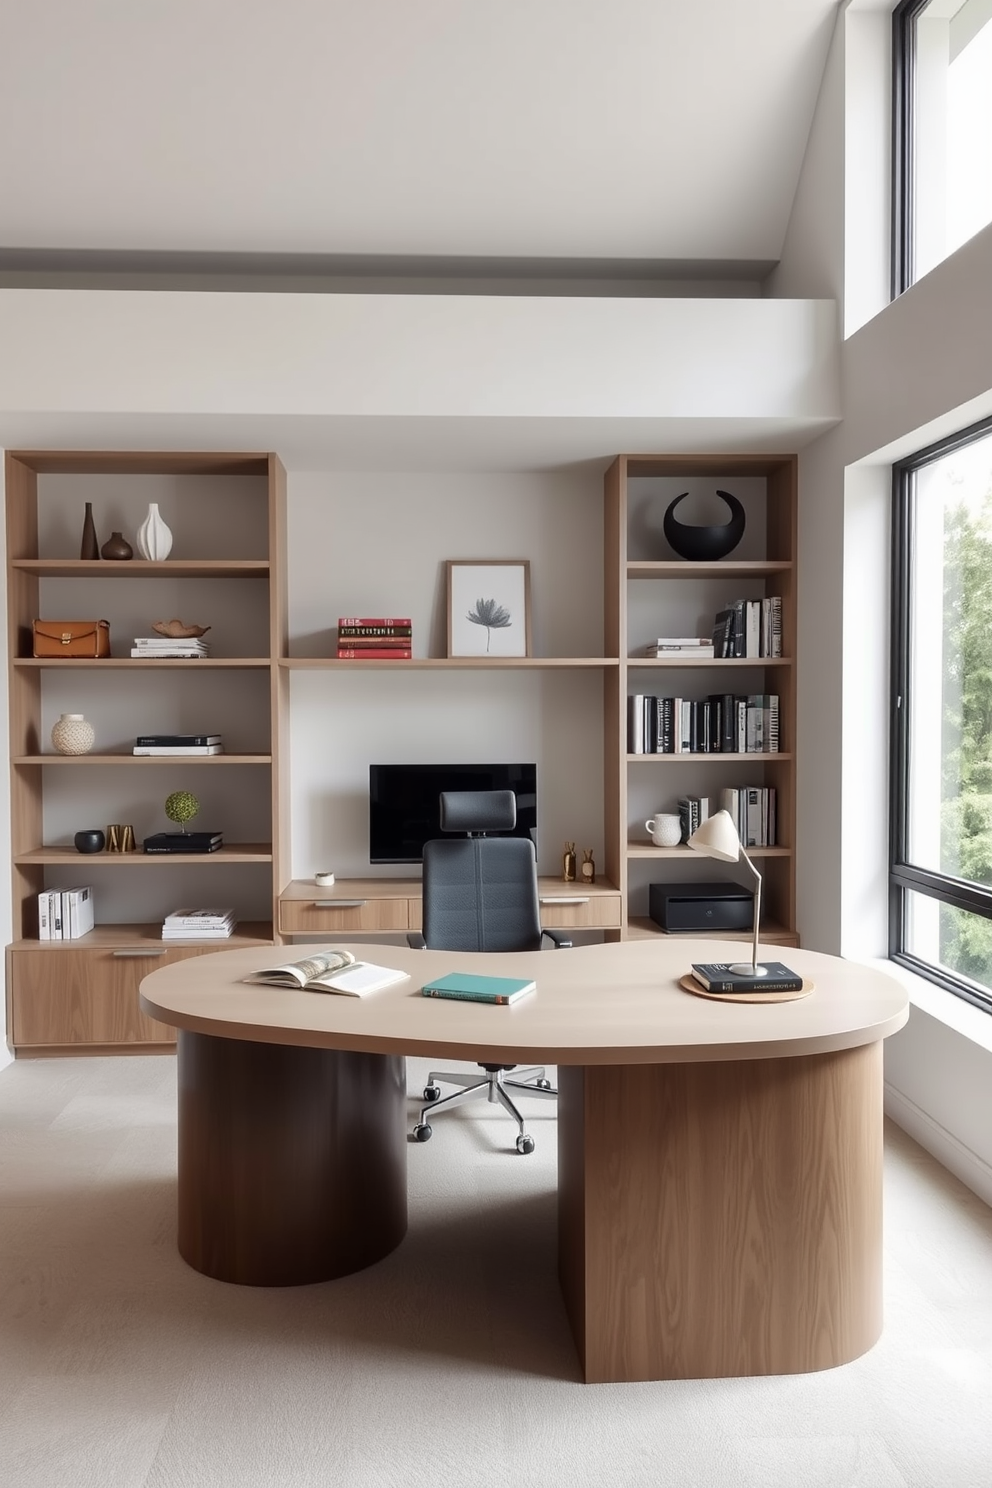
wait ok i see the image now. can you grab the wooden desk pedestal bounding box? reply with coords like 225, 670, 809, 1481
558, 1044, 882, 1382
177, 1031, 407, 1286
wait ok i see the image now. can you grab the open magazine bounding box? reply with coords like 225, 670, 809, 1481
242, 950, 409, 997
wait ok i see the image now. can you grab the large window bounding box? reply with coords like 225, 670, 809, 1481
892, 0, 992, 295
891, 416, 992, 1011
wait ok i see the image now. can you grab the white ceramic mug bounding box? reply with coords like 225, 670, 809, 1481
645, 813, 682, 847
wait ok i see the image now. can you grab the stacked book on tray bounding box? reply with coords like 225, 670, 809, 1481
133, 734, 223, 756
131, 635, 210, 659
643, 637, 715, 659
37, 885, 95, 940
161, 907, 238, 941
336, 617, 412, 659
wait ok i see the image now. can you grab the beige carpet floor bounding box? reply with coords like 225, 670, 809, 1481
1, 1053, 991, 1488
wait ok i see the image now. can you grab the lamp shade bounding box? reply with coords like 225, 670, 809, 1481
686, 809, 741, 863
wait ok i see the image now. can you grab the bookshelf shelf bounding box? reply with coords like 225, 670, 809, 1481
7, 921, 273, 951
626, 843, 791, 858
280, 656, 619, 670
14, 658, 272, 670
11, 559, 270, 579
627, 559, 792, 580
13, 754, 273, 766
15, 844, 274, 866
625, 916, 796, 944
626, 752, 793, 764
626, 657, 792, 669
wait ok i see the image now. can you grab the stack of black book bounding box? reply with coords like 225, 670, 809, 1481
143, 831, 224, 854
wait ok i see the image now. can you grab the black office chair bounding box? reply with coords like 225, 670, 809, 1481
407, 789, 569, 1154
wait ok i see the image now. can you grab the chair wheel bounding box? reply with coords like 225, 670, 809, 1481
536, 1079, 552, 1090
516, 1134, 535, 1155
423, 1084, 441, 1102
414, 1122, 432, 1142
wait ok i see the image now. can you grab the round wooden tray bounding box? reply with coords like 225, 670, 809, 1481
678, 973, 813, 1004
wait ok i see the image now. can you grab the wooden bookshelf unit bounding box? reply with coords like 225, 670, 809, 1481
4, 448, 796, 1055
4, 450, 288, 1053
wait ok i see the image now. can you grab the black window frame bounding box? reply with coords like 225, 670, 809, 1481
890, 412, 992, 1015
891, 0, 929, 299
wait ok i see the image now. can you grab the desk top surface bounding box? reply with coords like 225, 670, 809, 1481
139, 939, 909, 1065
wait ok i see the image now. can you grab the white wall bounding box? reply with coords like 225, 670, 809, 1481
285, 470, 606, 880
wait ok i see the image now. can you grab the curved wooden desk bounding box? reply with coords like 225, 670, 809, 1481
141, 939, 909, 1384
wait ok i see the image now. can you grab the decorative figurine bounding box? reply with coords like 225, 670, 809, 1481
581, 848, 596, 884
562, 841, 576, 882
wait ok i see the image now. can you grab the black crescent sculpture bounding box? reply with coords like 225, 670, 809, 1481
662, 489, 746, 561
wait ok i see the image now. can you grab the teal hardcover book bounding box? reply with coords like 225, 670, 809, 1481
421, 972, 536, 1005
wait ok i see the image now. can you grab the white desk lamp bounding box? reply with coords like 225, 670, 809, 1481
686, 809, 766, 977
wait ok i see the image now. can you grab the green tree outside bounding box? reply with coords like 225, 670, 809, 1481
940, 486, 992, 982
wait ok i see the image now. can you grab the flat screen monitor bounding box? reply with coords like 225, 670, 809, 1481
369, 762, 537, 864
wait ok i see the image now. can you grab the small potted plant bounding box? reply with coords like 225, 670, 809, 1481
165, 790, 199, 835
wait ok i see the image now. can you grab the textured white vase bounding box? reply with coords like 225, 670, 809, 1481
136, 502, 173, 561
51, 713, 95, 755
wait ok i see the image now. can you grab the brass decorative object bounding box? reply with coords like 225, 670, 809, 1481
562, 842, 576, 882
106, 823, 136, 852
152, 619, 212, 639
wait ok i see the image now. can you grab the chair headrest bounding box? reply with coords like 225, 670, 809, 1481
439, 790, 517, 834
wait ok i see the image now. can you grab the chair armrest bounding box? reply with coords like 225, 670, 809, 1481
406, 932, 427, 949
541, 928, 572, 949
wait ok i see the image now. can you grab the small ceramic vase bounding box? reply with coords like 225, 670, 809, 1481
100, 531, 133, 560
51, 713, 95, 755
137, 502, 173, 561
80, 502, 100, 560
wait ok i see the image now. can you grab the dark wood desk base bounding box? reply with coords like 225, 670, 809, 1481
558, 1043, 883, 1383
177, 1032, 408, 1286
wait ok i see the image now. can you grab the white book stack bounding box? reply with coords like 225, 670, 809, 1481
162, 907, 238, 940
131, 636, 211, 659
38, 885, 95, 940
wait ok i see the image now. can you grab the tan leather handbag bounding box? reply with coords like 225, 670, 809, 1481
32, 620, 111, 659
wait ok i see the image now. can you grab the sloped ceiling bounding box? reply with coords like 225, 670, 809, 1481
0, 0, 839, 273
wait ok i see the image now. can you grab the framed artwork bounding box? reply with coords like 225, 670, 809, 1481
446, 560, 532, 658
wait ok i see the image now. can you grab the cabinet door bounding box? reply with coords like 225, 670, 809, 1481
8, 945, 209, 1049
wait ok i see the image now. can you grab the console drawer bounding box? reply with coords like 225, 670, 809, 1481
537, 892, 622, 929
280, 896, 411, 934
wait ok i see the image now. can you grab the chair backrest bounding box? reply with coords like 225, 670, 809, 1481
420, 790, 543, 952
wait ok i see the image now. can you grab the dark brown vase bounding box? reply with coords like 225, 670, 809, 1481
101, 530, 133, 561
80, 502, 100, 560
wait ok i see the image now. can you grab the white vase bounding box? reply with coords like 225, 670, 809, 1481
51, 713, 95, 755
136, 502, 173, 561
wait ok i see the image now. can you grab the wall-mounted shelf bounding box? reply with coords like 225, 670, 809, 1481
280, 656, 620, 670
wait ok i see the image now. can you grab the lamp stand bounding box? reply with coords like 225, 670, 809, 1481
726, 847, 766, 977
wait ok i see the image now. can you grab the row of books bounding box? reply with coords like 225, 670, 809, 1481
627, 693, 780, 754
336, 616, 412, 660
712, 597, 782, 659
132, 733, 224, 756
674, 789, 777, 847
131, 636, 210, 659
38, 885, 94, 940
161, 907, 237, 940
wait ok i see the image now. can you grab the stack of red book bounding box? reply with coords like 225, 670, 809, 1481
336, 617, 412, 659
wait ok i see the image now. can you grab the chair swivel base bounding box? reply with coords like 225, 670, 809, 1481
412, 1064, 556, 1154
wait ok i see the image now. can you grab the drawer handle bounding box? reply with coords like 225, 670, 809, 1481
112, 949, 167, 958
540, 896, 590, 905
310, 899, 367, 909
